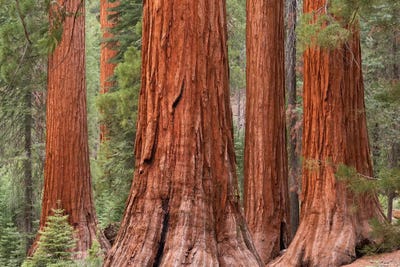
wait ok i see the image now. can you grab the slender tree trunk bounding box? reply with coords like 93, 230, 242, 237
99, 0, 118, 141
387, 192, 395, 223
29, 0, 109, 258
271, 2, 384, 266
104, 1, 262, 266
244, 0, 290, 263
285, 0, 300, 240
23, 88, 34, 252
387, 31, 399, 224
371, 123, 381, 176
387, 142, 400, 223
237, 89, 241, 130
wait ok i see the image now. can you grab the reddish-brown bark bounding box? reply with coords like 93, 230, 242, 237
244, 0, 290, 263
100, 0, 118, 141
271, 1, 384, 266
29, 0, 109, 258
103, 1, 262, 266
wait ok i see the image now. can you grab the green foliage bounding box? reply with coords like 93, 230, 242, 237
0, 168, 25, 266
359, 219, 400, 255
336, 163, 400, 253
0, 0, 47, 253
336, 164, 400, 196
73, 239, 103, 267
86, 239, 103, 266
335, 164, 377, 195
0, 222, 25, 267
86, 0, 101, 160
297, 13, 351, 52
234, 128, 245, 201
95, 46, 140, 226
94, 0, 142, 226
23, 209, 76, 267
296, 0, 400, 52
107, 0, 142, 63
227, 0, 246, 92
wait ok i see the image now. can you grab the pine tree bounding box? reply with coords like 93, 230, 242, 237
0, 0, 47, 251
0, 222, 25, 267
23, 209, 76, 267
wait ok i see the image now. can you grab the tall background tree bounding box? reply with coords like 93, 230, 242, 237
104, 0, 262, 265
0, 0, 47, 260
244, 0, 290, 263
99, 0, 118, 141
28, 0, 109, 258
95, 0, 142, 227
361, 0, 400, 224
272, 0, 385, 265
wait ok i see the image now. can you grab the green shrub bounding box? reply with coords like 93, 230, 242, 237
23, 208, 76, 267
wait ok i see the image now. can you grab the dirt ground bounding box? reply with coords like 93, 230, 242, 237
342, 250, 400, 267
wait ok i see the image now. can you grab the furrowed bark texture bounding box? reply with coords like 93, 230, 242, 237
104, 1, 263, 266
244, 0, 290, 263
100, 0, 118, 141
29, 0, 110, 258
271, 1, 384, 266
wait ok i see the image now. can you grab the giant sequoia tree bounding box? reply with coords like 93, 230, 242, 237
100, 0, 118, 141
244, 0, 290, 263
104, 1, 262, 266
29, 0, 109, 258
271, 1, 384, 266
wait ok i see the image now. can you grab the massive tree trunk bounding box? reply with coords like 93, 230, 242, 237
271, 2, 384, 266
244, 0, 290, 263
103, 1, 262, 266
29, 0, 109, 258
285, 0, 300, 239
99, 0, 118, 141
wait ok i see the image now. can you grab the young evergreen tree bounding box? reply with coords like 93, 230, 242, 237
0, 183, 25, 267
24, 209, 76, 267
104, 0, 263, 265
0, 222, 25, 267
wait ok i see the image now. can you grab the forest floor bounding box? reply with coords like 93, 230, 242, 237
342, 250, 400, 267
